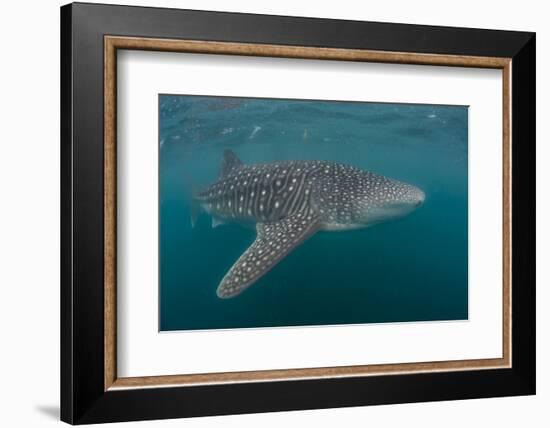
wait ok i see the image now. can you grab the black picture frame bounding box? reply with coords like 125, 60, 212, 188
61, 2, 535, 424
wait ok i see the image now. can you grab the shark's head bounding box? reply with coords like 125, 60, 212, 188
350, 172, 425, 226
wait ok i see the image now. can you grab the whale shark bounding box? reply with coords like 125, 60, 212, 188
194, 150, 425, 298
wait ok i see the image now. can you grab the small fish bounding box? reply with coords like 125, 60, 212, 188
249, 126, 261, 139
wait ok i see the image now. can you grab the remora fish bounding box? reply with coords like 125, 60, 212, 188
194, 150, 425, 298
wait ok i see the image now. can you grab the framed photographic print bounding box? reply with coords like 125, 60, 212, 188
60, 2, 536, 424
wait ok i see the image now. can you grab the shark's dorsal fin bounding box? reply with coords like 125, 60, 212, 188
219, 149, 243, 178
216, 210, 320, 298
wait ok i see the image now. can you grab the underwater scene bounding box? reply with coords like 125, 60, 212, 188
159, 94, 468, 331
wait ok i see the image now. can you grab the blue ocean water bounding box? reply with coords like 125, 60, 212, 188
159, 95, 468, 331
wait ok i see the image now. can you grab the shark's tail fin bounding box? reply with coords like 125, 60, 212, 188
188, 150, 243, 228
181, 167, 201, 228
190, 199, 200, 228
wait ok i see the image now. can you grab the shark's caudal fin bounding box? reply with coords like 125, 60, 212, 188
191, 150, 242, 228
180, 170, 200, 228
216, 209, 321, 298
190, 200, 200, 228
219, 149, 243, 178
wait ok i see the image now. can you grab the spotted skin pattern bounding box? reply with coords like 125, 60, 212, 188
194, 150, 425, 298
217, 210, 320, 298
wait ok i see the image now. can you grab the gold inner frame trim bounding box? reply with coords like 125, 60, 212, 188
104, 35, 512, 391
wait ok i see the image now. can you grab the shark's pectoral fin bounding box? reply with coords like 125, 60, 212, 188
216, 210, 320, 298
